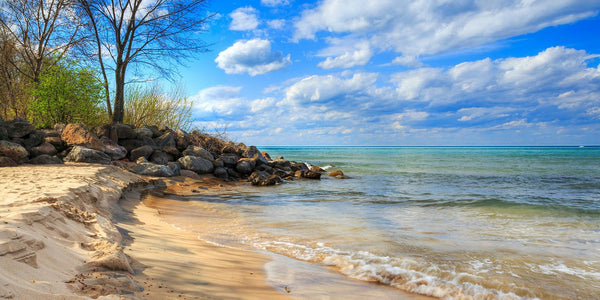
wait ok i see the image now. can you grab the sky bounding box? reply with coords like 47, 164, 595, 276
169, 0, 600, 146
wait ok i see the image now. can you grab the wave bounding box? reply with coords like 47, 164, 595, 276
245, 238, 533, 300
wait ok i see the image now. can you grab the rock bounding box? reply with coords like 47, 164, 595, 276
227, 168, 241, 179
0, 140, 28, 162
129, 145, 154, 161
132, 162, 178, 177
146, 125, 162, 138
236, 158, 256, 174
30, 142, 57, 157
222, 142, 237, 154
40, 129, 60, 137
302, 171, 322, 180
22, 130, 44, 150
149, 150, 169, 165
167, 162, 181, 176
118, 139, 145, 152
175, 129, 193, 151
0, 125, 7, 140
177, 156, 214, 174
291, 162, 309, 172
182, 146, 213, 161
101, 137, 127, 160
64, 146, 111, 165
213, 167, 228, 179
261, 152, 272, 161
0, 156, 17, 167
180, 169, 202, 179
334, 175, 350, 179
248, 171, 282, 186
54, 123, 66, 135
154, 132, 176, 149
294, 170, 304, 178
311, 165, 325, 173
256, 164, 273, 173
328, 170, 344, 177
5, 118, 34, 138
213, 158, 225, 169
61, 123, 105, 151
162, 146, 180, 158
219, 154, 239, 167
134, 127, 153, 139
242, 146, 260, 158
44, 136, 66, 151
270, 157, 291, 169
113, 124, 136, 139
29, 155, 63, 165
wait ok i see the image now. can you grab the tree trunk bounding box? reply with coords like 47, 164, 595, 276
112, 67, 125, 124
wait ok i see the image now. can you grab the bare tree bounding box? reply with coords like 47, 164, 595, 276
0, 0, 85, 83
77, 0, 212, 124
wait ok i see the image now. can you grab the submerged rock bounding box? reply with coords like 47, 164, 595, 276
249, 171, 282, 186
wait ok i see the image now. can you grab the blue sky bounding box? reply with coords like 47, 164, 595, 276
170, 0, 600, 146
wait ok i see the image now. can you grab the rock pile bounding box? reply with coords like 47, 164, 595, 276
0, 118, 327, 186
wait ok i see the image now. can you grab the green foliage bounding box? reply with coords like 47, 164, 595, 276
29, 59, 107, 128
124, 84, 193, 131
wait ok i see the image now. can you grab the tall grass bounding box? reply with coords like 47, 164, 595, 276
124, 84, 192, 131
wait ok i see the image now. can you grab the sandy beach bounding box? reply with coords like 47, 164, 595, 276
0, 164, 286, 299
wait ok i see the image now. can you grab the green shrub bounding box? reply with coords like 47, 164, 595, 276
124, 84, 192, 131
29, 60, 106, 128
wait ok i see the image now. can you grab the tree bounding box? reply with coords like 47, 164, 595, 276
77, 0, 212, 124
0, 0, 84, 83
29, 58, 106, 128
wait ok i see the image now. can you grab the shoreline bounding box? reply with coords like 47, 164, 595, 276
0, 164, 432, 299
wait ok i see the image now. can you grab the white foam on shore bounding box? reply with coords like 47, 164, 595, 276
245, 238, 530, 300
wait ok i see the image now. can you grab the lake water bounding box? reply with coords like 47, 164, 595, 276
163, 147, 600, 299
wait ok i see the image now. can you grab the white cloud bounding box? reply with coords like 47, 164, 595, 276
229, 6, 259, 31
261, 0, 289, 7
215, 39, 291, 76
392, 55, 423, 68
284, 72, 378, 105
317, 41, 373, 69
294, 0, 600, 57
267, 19, 285, 29
191, 86, 245, 117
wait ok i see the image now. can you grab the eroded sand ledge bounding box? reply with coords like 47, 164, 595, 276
0, 164, 286, 299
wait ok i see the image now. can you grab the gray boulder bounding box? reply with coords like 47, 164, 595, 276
113, 124, 136, 139
175, 129, 192, 150
134, 127, 153, 139
0, 140, 28, 162
177, 155, 214, 174
236, 158, 256, 174
65, 146, 111, 165
101, 137, 127, 160
5, 118, 34, 138
30, 142, 58, 157
130, 145, 154, 161
29, 155, 63, 165
23, 130, 45, 150
213, 167, 228, 179
45, 136, 66, 152
132, 162, 179, 177
154, 132, 176, 149
219, 154, 239, 167
149, 150, 169, 165
242, 145, 260, 158
182, 146, 213, 161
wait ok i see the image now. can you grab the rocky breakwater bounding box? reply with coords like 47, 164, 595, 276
0, 118, 329, 186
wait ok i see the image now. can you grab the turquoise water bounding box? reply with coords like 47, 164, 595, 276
186, 147, 600, 299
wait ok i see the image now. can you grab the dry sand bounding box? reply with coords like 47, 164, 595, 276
0, 164, 286, 299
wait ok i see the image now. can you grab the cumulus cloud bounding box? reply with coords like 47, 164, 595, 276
199, 47, 600, 145
317, 41, 373, 69
392, 55, 423, 68
229, 6, 259, 31
261, 0, 289, 7
215, 39, 291, 76
294, 0, 600, 57
267, 19, 285, 29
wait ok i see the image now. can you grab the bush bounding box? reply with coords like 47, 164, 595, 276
124, 84, 192, 131
29, 59, 107, 128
